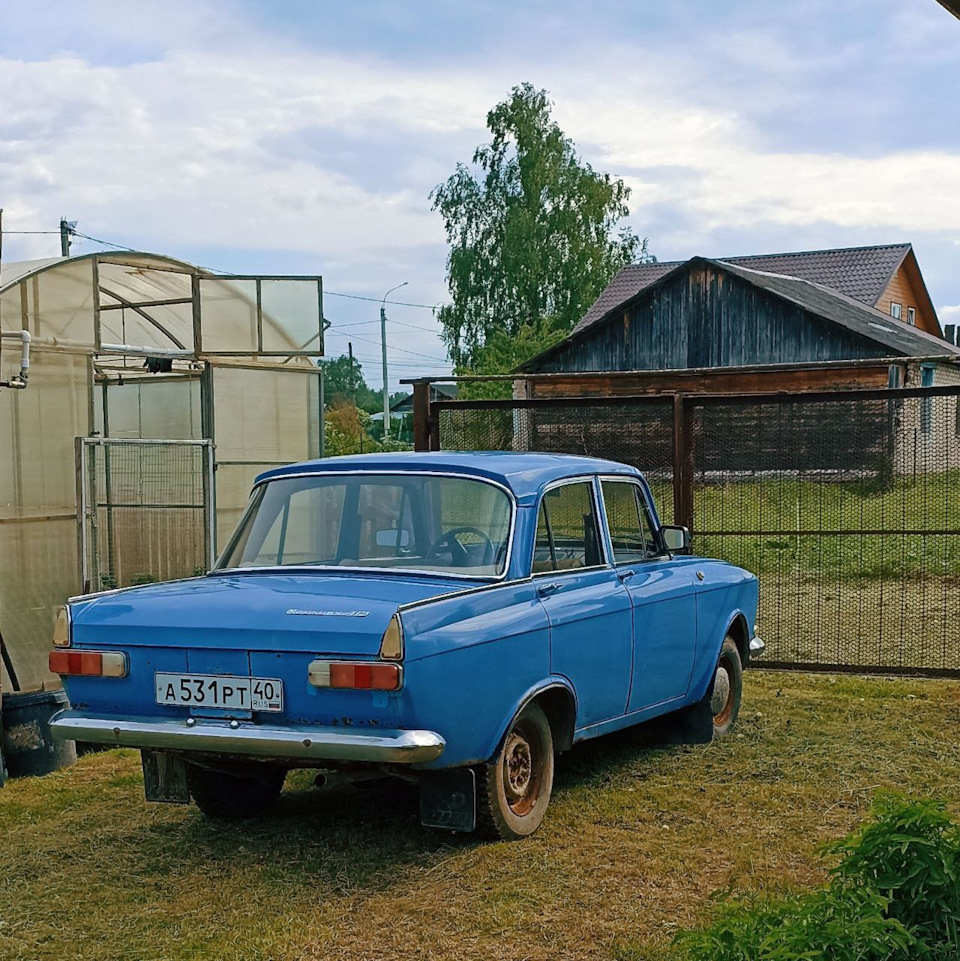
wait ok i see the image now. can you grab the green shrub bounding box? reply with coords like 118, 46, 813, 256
674, 888, 912, 961
672, 794, 960, 961
826, 794, 960, 958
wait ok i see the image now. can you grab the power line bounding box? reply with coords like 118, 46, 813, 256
5, 224, 449, 312
71, 230, 134, 251
324, 289, 440, 310
330, 317, 440, 334
337, 330, 448, 363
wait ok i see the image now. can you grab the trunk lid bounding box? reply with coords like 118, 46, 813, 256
72, 571, 464, 657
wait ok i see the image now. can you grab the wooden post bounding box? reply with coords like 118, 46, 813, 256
412, 380, 432, 451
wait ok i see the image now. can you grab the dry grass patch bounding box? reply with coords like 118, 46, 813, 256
2, 671, 960, 961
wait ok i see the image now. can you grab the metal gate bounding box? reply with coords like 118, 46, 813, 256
76, 438, 215, 594
421, 385, 960, 677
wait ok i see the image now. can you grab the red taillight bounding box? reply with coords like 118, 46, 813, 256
309, 660, 402, 691
49, 649, 127, 678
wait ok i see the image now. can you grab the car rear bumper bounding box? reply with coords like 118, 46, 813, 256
48, 710, 445, 764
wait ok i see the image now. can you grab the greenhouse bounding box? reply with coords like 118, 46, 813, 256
0, 251, 324, 769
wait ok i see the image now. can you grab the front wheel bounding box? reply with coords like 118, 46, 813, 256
186, 762, 286, 819
710, 636, 743, 738
476, 703, 555, 841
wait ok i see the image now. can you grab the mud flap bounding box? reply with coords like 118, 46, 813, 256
141, 750, 190, 804
419, 768, 476, 832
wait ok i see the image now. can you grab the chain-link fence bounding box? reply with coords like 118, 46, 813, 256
431, 386, 960, 676
77, 438, 214, 594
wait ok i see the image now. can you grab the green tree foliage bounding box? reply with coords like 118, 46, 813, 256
672, 794, 960, 961
321, 354, 406, 414
320, 354, 365, 403
430, 82, 648, 377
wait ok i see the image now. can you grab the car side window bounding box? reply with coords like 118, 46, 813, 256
601, 480, 658, 564
248, 484, 345, 566
532, 481, 603, 573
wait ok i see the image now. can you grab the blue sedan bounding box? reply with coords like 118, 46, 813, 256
50, 452, 761, 840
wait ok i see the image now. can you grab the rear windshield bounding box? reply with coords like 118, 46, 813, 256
217, 473, 513, 578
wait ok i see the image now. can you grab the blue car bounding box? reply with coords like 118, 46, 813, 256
50, 452, 761, 840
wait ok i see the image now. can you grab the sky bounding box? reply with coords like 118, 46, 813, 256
2, 0, 960, 389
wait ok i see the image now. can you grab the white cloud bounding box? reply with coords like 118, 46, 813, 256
3, 37, 960, 270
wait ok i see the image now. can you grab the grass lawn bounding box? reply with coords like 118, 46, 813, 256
3, 671, 960, 961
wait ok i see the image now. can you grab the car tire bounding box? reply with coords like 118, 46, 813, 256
476, 702, 554, 841
186, 762, 286, 819
710, 636, 743, 738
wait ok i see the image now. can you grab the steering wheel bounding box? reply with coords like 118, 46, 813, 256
426, 526, 495, 567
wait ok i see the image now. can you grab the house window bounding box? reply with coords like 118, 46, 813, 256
890, 302, 903, 320
920, 364, 935, 435
907, 306, 916, 326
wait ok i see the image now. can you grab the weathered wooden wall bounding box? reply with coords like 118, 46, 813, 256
528, 263, 894, 374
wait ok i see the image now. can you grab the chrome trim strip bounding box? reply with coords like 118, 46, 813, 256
216, 469, 517, 583
48, 711, 445, 764
397, 576, 532, 613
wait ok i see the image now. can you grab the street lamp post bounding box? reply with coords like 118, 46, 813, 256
380, 281, 407, 441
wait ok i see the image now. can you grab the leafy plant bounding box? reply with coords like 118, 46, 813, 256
129, 572, 157, 586
673, 794, 960, 961
826, 794, 960, 957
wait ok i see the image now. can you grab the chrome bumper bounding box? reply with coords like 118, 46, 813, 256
49, 710, 445, 764
749, 634, 765, 657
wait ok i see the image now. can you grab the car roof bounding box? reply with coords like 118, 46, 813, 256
255, 451, 640, 500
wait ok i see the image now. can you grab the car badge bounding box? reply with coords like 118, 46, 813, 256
285, 608, 371, 617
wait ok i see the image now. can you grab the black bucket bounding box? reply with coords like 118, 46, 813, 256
1, 689, 77, 778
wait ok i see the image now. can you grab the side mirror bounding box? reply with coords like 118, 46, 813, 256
660, 525, 691, 553
375, 529, 411, 549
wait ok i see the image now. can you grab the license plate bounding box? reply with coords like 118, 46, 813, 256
155, 673, 283, 712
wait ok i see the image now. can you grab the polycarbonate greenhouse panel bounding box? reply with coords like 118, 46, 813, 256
0, 349, 92, 693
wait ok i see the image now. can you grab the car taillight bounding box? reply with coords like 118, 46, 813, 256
308, 660, 402, 691
379, 614, 404, 660
49, 649, 127, 678
53, 606, 72, 648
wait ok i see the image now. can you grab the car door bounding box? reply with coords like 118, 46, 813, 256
598, 477, 697, 712
533, 477, 633, 727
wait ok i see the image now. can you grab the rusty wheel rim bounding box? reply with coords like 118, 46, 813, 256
501, 720, 543, 817
711, 653, 736, 727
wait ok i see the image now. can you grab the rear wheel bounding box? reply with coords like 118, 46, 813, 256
186, 762, 286, 819
710, 637, 743, 738
476, 703, 554, 841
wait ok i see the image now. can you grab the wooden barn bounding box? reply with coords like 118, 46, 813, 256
518, 244, 960, 396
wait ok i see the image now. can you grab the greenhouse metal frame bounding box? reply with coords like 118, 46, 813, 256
0, 251, 325, 699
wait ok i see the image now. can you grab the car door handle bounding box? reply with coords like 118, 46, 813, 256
536, 582, 562, 597
617, 569, 636, 582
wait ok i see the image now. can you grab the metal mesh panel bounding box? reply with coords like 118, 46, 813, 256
437, 399, 676, 520
431, 385, 960, 676
80, 439, 212, 592
690, 392, 960, 674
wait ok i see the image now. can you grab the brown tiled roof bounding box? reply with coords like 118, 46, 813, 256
573, 243, 912, 334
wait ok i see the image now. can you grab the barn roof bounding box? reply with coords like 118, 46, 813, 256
519, 257, 960, 372
573, 243, 913, 335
